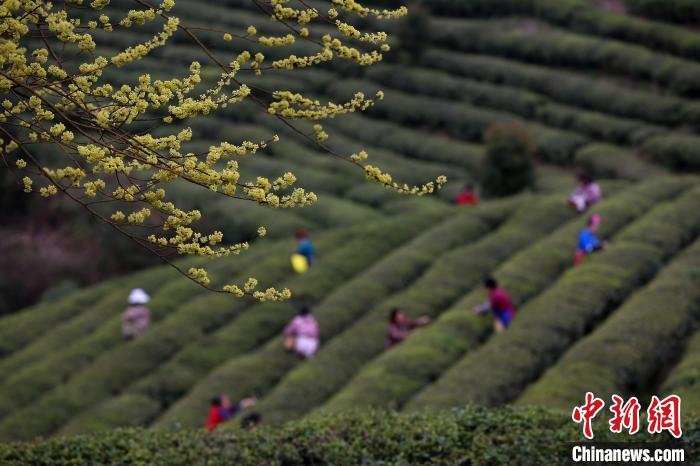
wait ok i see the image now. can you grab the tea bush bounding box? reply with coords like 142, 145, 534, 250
661, 331, 700, 414
626, 0, 700, 26
3, 407, 695, 466
367, 65, 661, 146
0, 243, 289, 418
150, 203, 513, 430
327, 79, 588, 165
320, 179, 681, 413
250, 196, 577, 424
385, 0, 700, 60
0, 221, 391, 440
428, 19, 700, 96
423, 49, 687, 127
407, 183, 700, 410
574, 143, 665, 181
518, 236, 700, 408
641, 134, 700, 171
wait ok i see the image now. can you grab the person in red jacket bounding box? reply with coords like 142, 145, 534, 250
473, 277, 516, 333
205, 394, 256, 431
456, 184, 479, 206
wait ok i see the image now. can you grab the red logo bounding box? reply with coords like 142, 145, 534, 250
572, 393, 683, 439
609, 394, 641, 435
647, 395, 682, 438
572, 392, 606, 439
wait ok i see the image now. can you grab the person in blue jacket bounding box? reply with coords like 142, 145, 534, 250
295, 229, 315, 267
575, 214, 607, 266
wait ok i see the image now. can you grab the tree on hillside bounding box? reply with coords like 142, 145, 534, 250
481, 123, 534, 197
0, 0, 445, 301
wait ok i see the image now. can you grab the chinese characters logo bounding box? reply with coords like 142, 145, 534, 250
572, 392, 681, 439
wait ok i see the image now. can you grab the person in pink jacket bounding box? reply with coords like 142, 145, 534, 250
122, 288, 151, 340
283, 305, 319, 358
568, 174, 602, 212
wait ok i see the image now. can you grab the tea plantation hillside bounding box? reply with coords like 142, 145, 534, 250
4, 0, 700, 449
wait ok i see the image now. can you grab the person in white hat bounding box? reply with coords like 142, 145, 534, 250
122, 288, 151, 339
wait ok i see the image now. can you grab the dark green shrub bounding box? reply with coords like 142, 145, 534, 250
394, 2, 430, 63
324, 113, 485, 172
151, 203, 507, 430
249, 196, 574, 424
0, 225, 374, 440
367, 65, 659, 147
39, 280, 80, 304
0, 262, 189, 365
380, 0, 700, 60
0, 286, 111, 358
326, 78, 587, 164
3, 407, 696, 466
0, 244, 288, 419
6, 211, 451, 439
518, 236, 700, 409
574, 143, 665, 181
661, 331, 700, 414
423, 49, 687, 127
427, 19, 700, 97
641, 134, 700, 171
407, 182, 700, 410
482, 123, 535, 197
318, 180, 678, 414
626, 0, 700, 25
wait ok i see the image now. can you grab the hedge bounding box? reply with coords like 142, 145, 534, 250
381, 0, 700, 61
343, 182, 407, 209
43, 207, 456, 436
661, 331, 700, 415
573, 143, 665, 181
318, 179, 679, 413
0, 242, 296, 385
327, 79, 588, 165
242, 196, 579, 425
154, 135, 394, 235
517, 236, 700, 409
246, 114, 464, 199
0, 219, 389, 440
366, 65, 661, 147
299, 124, 462, 190
169, 135, 382, 231
641, 134, 700, 171
625, 0, 700, 26
109, 123, 375, 238
0, 260, 201, 362
3, 407, 694, 466
423, 49, 688, 127
60, 203, 509, 433
0, 241, 293, 421
147, 201, 515, 431
0, 284, 113, 360
234, 153, 356, 198
322, 113, 485, 173
427, 18, 700, 97
406, 182, 700, 410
